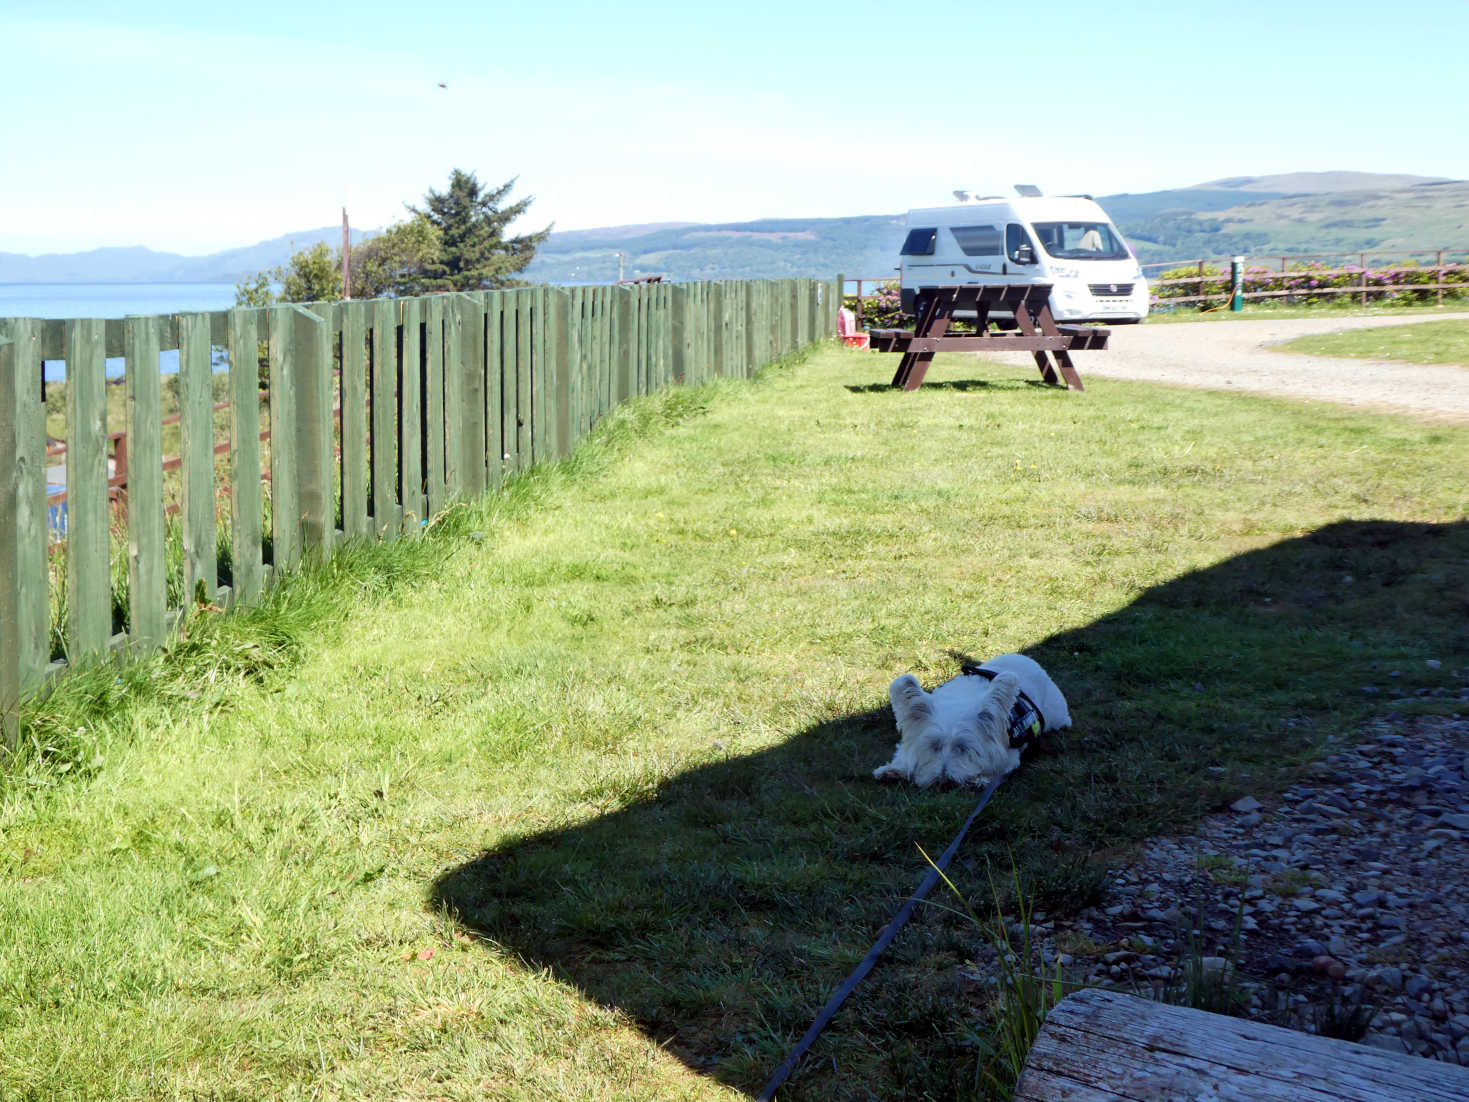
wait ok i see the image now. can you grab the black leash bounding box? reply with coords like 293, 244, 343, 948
756, 772, 1008, 1100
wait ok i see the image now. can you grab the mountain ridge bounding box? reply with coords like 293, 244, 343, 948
3, 172, 1465, 286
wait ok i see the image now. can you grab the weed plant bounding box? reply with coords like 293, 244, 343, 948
933, 860, 1073, 1099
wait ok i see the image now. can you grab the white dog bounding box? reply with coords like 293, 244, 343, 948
874, 653, 1071, 788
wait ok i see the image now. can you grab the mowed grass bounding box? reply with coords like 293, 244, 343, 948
4, 343, 1468, 1100
1274, 318, 1469, 364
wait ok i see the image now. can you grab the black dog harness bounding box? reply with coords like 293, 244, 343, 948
960, 662, 1044, 750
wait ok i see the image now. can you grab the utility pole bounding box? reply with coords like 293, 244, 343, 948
617, 251, 625, 283
342, 208, 352, 300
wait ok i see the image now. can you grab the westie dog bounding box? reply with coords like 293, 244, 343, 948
873, 653, 1070, 788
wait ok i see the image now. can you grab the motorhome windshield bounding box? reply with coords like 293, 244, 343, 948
1032, 222, 1130, 261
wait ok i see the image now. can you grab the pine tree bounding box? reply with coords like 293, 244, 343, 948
411, 170, 551, 291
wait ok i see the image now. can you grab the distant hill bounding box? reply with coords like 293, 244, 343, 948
0, 227, 369, 285
1187, 171, 1455, 194
3, 173, 1465, 287
522, 215, 904, 283
1115, 180, 1469, 265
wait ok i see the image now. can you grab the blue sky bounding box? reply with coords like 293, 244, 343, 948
3, 0, 1465, 255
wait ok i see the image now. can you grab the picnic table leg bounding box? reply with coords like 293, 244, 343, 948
892, 351, 934, 390
1013, 304, 1062, 386
891, 293, 951, 391
1030, 350, 1061, 387
1019, 298, 1084, 391
1050, 347, 1084, 391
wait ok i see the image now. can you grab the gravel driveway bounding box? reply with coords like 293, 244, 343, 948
1000, 313, 1469, 423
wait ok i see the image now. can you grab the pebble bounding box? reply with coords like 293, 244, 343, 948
983, 711, 1469, 1065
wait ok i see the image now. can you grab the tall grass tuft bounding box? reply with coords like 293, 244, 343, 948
930, 855, 1072, 1098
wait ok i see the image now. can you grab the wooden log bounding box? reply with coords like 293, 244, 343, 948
1015, 988, 1469, 1102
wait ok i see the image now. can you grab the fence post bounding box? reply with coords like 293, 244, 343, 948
1230, 257, 1244, 312
1438, 250, 1446, 308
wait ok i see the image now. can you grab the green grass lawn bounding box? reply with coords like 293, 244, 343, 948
1272, 318, 1469, 364
4, 344, 1468, 1100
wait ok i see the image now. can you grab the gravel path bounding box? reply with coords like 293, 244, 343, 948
995, 312, 1469, 422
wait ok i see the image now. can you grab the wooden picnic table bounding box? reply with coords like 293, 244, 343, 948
868, 283, 1108, 392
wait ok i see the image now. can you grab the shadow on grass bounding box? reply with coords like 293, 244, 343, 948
843, 377, 1056, 395
430, 519, 1469, 1099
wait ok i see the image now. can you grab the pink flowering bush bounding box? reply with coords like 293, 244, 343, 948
844, 281, 903, 329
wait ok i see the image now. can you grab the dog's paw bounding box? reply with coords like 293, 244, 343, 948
873, 763, 908, 783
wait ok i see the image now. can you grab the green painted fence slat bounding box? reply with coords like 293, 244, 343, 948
63, 319, 111, 661
457, 294, 486, 499
423, 297, 446, 514
484, 293, 503, 490
227, 309, 264, 607
534, 285, 551, 461
497, 292, 517, 478
565, 287, 583, 444
441, 293, 463, 501
341, 301, 369, 539
399, 297, 425, 526
0, 320, 47, 747
267, 306, 301, 572
515, 289, 532, 467
178, 313, 218, 603
371, 299, 400, 539
292, 306, 332, 554
548, 289, 568, 459
124, 316, 166, 644
3, 320, 48, 692
0, 333, 16, 749
614, 286, 631, 402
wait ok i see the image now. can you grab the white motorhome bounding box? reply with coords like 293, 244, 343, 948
898, 189, 1148, 324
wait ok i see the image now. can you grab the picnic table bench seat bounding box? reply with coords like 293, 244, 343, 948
868, 283, 1108, 391
1017, 988, 1469, 1101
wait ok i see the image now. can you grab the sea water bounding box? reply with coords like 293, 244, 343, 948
0, 283, 238, 380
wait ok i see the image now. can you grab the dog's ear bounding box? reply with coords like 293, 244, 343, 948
977, 672, 1020, 740
889, 674, 932, 730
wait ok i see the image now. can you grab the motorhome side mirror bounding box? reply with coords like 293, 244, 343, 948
1015, 244, 1035, 265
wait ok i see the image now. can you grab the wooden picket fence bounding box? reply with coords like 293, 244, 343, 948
0, 277, 838, 746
